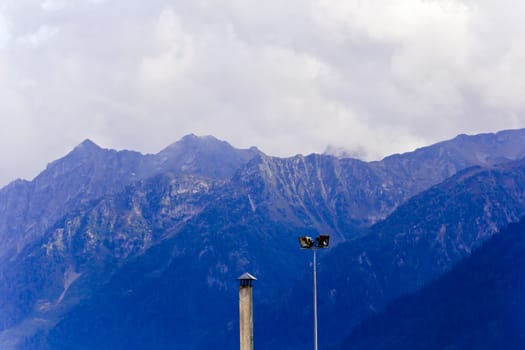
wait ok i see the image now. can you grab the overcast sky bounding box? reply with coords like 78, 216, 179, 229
0, 0, 524, 186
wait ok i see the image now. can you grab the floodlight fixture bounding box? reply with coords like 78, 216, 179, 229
298, 236, 314, 249
316, 235, 330, 248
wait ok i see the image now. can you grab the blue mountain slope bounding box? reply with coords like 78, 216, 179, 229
334, 216, 525, 350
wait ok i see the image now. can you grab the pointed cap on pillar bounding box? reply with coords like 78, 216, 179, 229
238, 272, 257, 287
237, 272, 257, 281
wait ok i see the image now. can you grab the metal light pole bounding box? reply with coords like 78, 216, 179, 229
298, 235, 330, 350
312, 246, 318, 350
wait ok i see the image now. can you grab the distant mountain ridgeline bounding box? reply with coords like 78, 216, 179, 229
2, 129, 525, 349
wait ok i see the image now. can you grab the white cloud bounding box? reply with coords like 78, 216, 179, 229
17, 24, 58, 48
41, 0, 67, 12
139, 9, 196, 94
0, 11, 10, 49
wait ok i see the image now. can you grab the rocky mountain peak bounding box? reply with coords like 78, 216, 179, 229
76, 138, 102, 151
160, 134, 236, 155
155, 134, 260, 179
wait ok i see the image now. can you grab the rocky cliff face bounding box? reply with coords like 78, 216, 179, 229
231, 129, 525, 237
2, 130, 525, 349
0, 136, 259, 262
0, 140, 145, 260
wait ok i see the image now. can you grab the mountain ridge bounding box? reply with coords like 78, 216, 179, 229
0, 135, 259, 262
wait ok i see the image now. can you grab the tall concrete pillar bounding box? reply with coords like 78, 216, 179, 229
238, 272, 256, 350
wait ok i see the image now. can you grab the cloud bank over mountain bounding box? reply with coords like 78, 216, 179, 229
0, 0, 524, 186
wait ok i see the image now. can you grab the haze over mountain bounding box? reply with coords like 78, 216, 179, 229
1, 129, 525, 349
2, 0, 525, 193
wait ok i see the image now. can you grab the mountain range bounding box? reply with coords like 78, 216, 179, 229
1, 129, 525, 349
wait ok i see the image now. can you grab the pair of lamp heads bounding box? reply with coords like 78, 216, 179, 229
298, 234, 330, 249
